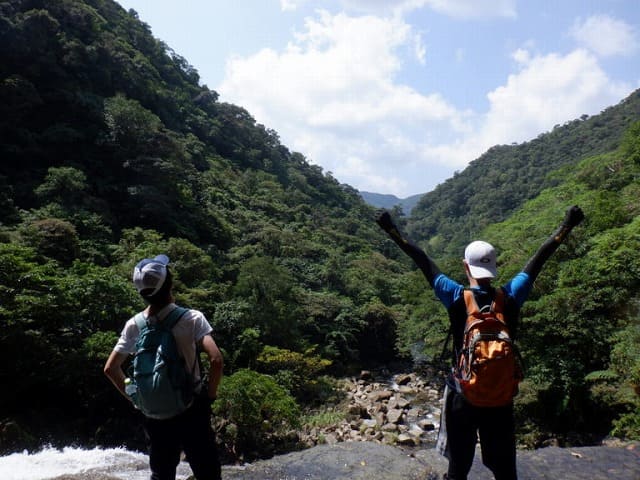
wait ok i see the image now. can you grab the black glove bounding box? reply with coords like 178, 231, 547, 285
563, 205, 584, 228
375, 209, 395, 233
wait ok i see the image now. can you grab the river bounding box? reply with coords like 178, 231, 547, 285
0, 446, 194, 480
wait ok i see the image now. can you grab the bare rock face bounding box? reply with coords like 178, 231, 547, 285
222, 442, 640, 480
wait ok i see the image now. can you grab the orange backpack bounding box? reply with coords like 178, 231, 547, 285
453, 288, 523, 407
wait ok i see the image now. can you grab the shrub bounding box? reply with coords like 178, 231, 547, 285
611, 410, 640, 440
607, 322, 640, 440
212, 369, 301, 461
256, 345, 332, 402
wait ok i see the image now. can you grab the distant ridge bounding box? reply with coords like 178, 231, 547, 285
359, 191, 423, 215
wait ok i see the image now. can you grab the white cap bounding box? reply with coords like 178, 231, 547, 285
464, 241, 497, 279
132, 254, 170, 297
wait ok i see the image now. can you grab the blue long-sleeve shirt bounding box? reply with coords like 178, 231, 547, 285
432, 271, 532, 356
432, 271, 532, 310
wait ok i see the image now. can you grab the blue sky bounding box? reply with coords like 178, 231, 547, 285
115, 0, 640, 197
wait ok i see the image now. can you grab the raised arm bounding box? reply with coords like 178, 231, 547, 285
523, 205, 584, 282
376, 210, 441, 287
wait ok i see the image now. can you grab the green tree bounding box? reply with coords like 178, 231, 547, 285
18, 217, 79, 266
34, 166, 88, 208
103, 93, 163, 152
233, 256, 301, 348
256, 345, 332, 401
298, 290, 362, 364
358, 299, 399, 364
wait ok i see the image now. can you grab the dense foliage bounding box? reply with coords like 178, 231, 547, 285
212, 369, 301, 460
0, 0, 638, 458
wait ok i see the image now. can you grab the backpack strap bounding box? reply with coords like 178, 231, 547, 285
489, 288, 506, 324
463, 287, 507, 330
161, 306, 189, 330
133, 312, 148, 331
463, 289, 480, 316
439, 325, 453, 365
160, 306, 200, 385
133, 307, 188, 332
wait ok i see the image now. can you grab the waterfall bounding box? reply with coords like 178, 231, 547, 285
0, 446, 193, 480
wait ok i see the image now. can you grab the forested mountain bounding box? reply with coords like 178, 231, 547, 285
359, 191, 422, 216
406, 90, 640, 256
0, 0, 638, 460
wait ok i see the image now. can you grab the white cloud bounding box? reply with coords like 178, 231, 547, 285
280, 0, 305, 11
285, 0, 517, 19
413, 32, 427, 65
570, 15, 639, 58
218, 9, 632, 196
422, 0, 516, 19
471, 49, 630, 153
413, 48, 631, 176
219, 11, 469, 195
371, 0, 516, 18
511, 48, 530, 64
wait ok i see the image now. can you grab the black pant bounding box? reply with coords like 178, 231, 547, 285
143, 393, 221, 480
445, 389, 517, 480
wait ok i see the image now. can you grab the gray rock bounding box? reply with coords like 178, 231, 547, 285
395, 374, 413, 386
221, 442, 640, 480
386, 409, 404, 425
368, 389, 393, 402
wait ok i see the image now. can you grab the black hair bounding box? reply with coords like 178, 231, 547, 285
141, 268, 173, 306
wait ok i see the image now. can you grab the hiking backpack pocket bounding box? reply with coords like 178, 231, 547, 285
453, 289, 523, 407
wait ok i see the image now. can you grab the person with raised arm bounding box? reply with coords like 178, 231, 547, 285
376, 206, 584, 480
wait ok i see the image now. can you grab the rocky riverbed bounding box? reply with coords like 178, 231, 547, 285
298, 370, 444, 449
8, 368, 638, 480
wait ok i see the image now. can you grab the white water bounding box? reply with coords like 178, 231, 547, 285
0, 446, 193, 480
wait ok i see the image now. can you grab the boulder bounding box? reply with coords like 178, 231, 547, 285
368, 390, 393, 402
395, 374, 413, 386
386, 409, 404, 425
397, 433, 418, 446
